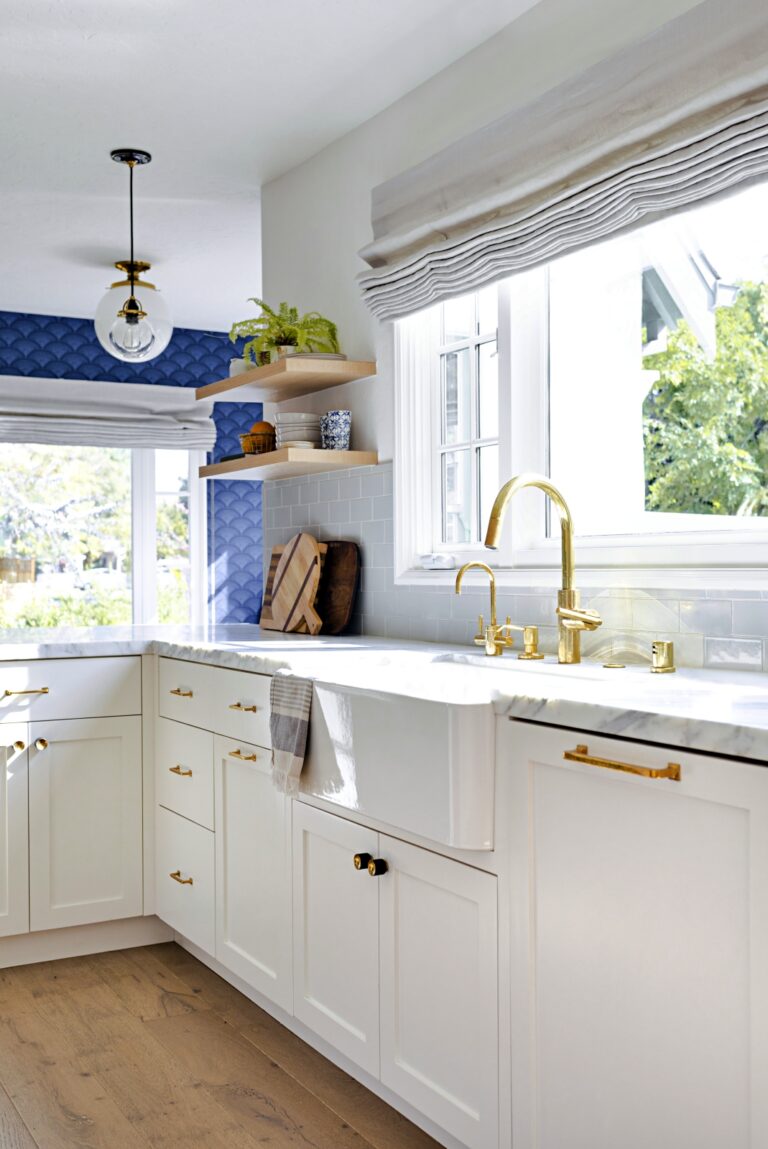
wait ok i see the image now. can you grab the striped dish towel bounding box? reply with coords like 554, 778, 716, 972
270, 672, 313, 795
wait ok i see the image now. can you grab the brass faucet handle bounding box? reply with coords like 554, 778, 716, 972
556, 605, 603, 632
473, 614, 487, 646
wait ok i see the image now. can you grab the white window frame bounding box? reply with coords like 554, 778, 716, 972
131, 448, 206, 625
394, 269, 768, 591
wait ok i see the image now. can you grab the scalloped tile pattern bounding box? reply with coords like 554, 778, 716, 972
0, 310, 263, 624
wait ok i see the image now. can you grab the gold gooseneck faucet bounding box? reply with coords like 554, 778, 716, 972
454, 561, 542, 659
484, 472, 602, 664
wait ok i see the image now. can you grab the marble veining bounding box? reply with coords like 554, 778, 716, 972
0, 624, 767, 761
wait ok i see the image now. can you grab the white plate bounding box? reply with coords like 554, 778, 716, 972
274, 412, 320, 424
279, 440, 317, 449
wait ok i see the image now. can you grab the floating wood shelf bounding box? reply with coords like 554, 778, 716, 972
196, 357, 377, 404
199, 448, 378, 482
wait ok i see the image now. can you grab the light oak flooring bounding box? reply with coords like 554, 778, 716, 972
0, 942, 439, 1149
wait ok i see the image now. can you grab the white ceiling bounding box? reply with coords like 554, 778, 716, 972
0, 0, 540, 330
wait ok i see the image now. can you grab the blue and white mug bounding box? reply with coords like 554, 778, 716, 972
321, 409, 352, 450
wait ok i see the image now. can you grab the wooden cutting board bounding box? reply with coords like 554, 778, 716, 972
261, 538, 359, 634
315, 541, 360, 635
269, 533, 323, 634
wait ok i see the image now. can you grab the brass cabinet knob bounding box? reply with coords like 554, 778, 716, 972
34, 738, 49, 751
13, 740, 25, 752
353, 853, 373, 871
367, 858, 388, 877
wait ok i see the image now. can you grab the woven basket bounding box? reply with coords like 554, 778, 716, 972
239, 431, 276, 455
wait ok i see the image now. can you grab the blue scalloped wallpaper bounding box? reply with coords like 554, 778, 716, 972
0, 311, 263, 623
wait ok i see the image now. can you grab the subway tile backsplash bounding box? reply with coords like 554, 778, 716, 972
263, 462, 768, 670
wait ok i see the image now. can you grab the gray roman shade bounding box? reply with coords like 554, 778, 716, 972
358, 0, 768, 321
0, 377, 216, 449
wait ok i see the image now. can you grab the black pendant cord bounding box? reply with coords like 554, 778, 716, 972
128, 163, 135, 296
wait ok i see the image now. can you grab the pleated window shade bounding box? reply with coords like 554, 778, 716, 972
0, 377, 216, 450
358, 0, 768, 321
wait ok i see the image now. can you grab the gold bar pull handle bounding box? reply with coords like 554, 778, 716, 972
228, 749, 257, 762
169, 870, 193, 886
229, 702, 258, 712
169, 765, 193, 777
564, 744, 681, 782
169, 688, 193, 698
4, 687, 49, 697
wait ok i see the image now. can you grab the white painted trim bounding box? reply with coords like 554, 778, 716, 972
396, 564, 768, 591
188, 449, 207, 628
0, 915, 172, 969
131, 448, 157, 624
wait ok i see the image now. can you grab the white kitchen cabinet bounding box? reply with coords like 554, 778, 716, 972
0, 656, 141, 723
507, 721, 768, 1149
379, 835, 498, 1149
156, 717, 214, 830
293, 803, 499, 1148
214, 734, 292, 1011
0, 726, 29, 937
155, 804, 215, 953
293, 801, 380, 1075
28, 717, 143, 931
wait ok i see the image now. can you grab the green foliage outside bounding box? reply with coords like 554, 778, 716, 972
0, 444, 190, 628
643, 281, 768, 515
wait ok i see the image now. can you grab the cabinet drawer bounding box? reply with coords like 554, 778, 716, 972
0, 657, 141, 723
156, 718, 214, 830
158, 657, 271, 744
155, 805, 214, 953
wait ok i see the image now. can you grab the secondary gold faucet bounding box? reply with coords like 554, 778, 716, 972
454, 561, 542, 659
484, 472, 602, 664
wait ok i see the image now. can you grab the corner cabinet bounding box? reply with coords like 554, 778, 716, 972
0, 656, 144, 938
293, 802, 499, 1149
506, 721, 768, 1149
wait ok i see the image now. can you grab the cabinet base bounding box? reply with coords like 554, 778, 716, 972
0, 915, 173, 969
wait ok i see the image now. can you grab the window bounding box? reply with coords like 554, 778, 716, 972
395, 180, 768, 582
0, 445, 205, 627
437, 288, 499, 544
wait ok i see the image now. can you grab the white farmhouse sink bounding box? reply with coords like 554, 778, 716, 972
302, 678, 495, 850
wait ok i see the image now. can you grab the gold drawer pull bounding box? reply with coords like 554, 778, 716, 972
169, 765, 193, 777
564, 744, 681, 782
228, 749, 257, 762
170, 688, 193, 698
229, 702, 258, 712
169, 870, 194, 886
4, 687, 49, 697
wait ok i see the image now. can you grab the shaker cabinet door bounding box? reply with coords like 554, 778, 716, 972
0, 726, 29, 938
214, 735, 292, 1011
379, 835, 499, 1149
29, 717, 143, 931
292, 802, 380, 1076
507, 722, 768, 1149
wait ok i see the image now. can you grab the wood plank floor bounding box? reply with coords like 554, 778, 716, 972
0, 943, 440, 1149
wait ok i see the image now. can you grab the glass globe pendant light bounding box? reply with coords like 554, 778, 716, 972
94, 149, 172, 362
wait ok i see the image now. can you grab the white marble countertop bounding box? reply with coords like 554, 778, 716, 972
1, 624, 767, 761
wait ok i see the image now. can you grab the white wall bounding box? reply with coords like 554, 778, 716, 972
261, 0, 703, 460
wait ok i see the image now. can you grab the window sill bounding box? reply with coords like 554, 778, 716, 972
395, 565, 768, 592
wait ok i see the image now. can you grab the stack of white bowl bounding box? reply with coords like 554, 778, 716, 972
274, 412, 321, 449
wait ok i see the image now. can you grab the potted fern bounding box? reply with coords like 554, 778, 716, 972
229, 299, 343, 368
